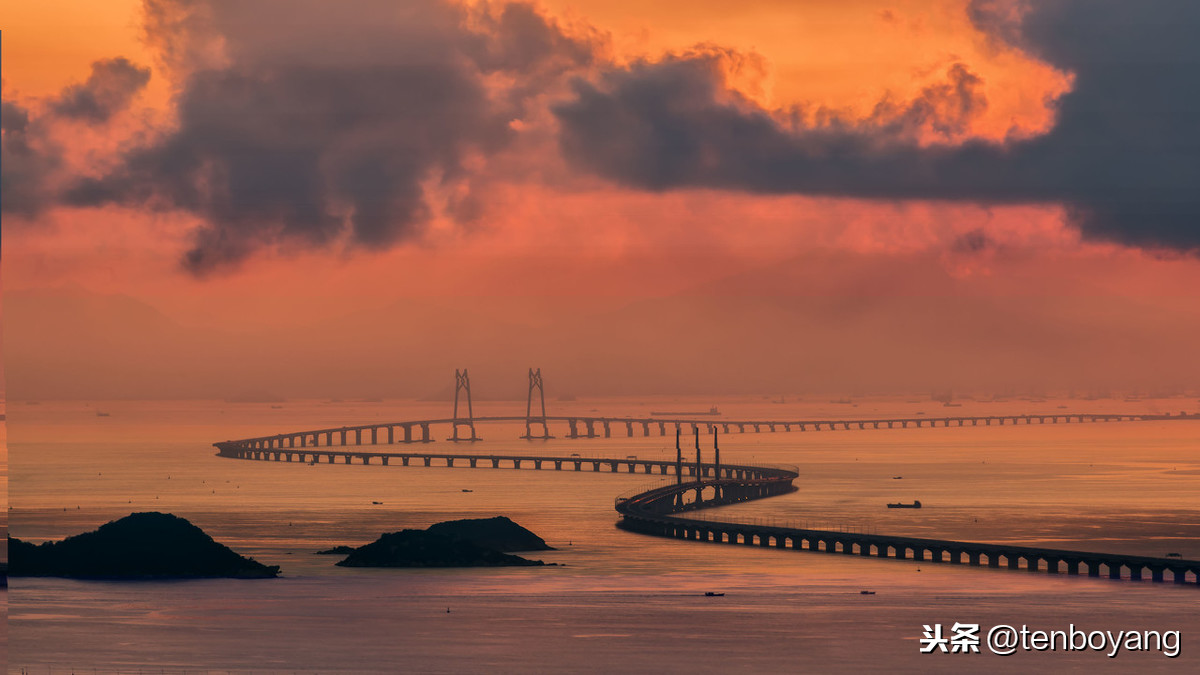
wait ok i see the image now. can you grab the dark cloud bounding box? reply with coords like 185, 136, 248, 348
2, 98, 56, 217
63, 0, 597, 275
49, 58, 151, 122
2, 57, 149, 217
555, 0, 1200, 252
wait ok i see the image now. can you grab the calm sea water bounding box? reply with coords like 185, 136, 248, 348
7, 397, 1200, 673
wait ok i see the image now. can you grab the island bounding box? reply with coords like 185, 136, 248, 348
330, 516, 555, 568
8, 512, 280, 579
336, 529, 549, 567
426, 516, 555, 552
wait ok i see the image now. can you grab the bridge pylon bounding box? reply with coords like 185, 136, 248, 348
521, 368, 555, 440
448, 368, 482, 442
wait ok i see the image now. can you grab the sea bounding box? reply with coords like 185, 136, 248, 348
6, 396, 1200, 673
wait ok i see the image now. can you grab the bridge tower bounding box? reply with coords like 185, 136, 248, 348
713, 427, 720, 479
694, 428, 702, 482
448, 369, 482, 442
521, 368, 554, 440
674, 428, 684, 508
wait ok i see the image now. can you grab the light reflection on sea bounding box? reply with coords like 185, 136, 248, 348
7, 397, 1200, 672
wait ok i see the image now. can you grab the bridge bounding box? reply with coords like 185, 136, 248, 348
225, 369, 1195, 450
214, 431, 1200, 588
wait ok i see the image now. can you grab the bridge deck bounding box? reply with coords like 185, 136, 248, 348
215, 440, 1200, 586
222, 411, 1196, 449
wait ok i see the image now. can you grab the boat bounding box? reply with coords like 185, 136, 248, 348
371, 501, 383, 505
96, 411, 111, 417
860, 590, 876, 595
704, 592, 724, 597
943, 402, 962, 407
651, 406, 720, 416
887, 500, 922, 509
461, 489, 473, 493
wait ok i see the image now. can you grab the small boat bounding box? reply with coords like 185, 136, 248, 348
860, 590, 876, 595
887, 500, 922, 509
371, 501, 383, 505
942, 402, 962, 407
704, 592, 724, 597
892, 476, 903, 480
461, 489, 473, 493
96, 411, 111, 417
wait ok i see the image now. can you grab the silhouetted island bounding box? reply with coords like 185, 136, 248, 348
8, 512, 280, 579
336, 528, 551, 568
426, 516, 555, 552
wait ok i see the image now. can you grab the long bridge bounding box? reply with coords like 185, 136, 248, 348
228, 411, 1186, 449
229, 369, 1196, 449
214, 435, 1200, 588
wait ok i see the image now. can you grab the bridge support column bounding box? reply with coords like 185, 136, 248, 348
421, 424, 432, 443
1109, 564, 1122, 579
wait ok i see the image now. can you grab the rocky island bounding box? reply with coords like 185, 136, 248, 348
8, 512, 280, 579
331, 516, 555, 568
426, 516, 555, 552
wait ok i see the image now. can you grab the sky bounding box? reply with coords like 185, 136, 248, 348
3, 0, 1199, 400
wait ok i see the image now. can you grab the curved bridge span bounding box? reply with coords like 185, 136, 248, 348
214, 439, 1200, 587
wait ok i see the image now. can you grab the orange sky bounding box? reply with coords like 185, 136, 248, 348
4, 1, 1199, 399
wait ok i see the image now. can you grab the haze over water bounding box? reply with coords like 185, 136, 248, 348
8, 396, 1199, 672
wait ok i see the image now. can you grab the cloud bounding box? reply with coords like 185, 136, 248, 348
62, 0, 599, 275
3, 57, 151, 217
554, 0, 1200, 253
49, 58, 152, 123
